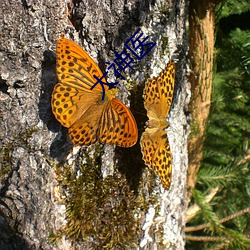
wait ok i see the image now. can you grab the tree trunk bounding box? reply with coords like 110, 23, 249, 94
187, 0, 220, 203
0, 0, 189, 249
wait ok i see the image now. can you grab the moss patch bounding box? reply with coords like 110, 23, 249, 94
51, 152, 154, 248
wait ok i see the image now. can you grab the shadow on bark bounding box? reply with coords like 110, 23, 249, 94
39, 50, 73, 161
116, 82, 147, 191
0, 210, 32, 250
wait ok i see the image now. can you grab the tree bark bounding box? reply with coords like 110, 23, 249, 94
0, 0, 189, 249
187, 0, 220, 203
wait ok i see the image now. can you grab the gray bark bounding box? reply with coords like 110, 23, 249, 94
0, 0, 189, 249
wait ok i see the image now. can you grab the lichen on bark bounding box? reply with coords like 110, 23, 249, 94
0, 0, 189, 249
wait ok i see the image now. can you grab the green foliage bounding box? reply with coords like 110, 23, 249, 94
218, 0, 250, 17
192, 189, 224, 233
197, 165, 239, 188
187, 2, 250, 249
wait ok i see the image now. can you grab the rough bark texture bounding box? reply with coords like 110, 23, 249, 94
187, 0, 219, 203
0, 0, 189, 249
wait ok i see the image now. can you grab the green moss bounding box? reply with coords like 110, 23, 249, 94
0, 126, 38, 178
25, 126, 38, 138
161, 36, 169, 56
189, 120, 202, 139
126, 78, 139, 92
160, 1, 171, 16
51, 149, 156, 248
0, 144, 13, 178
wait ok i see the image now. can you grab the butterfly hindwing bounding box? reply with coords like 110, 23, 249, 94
98, 98, 138, 147
141, 128, 172, 190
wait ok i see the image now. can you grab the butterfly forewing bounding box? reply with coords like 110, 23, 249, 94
158, 60, 175, 117
143, 60, 175, 119
52, 83, 79, 127
56, 38, 107, 92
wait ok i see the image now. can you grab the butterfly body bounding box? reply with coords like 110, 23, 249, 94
52, 38, 138, 147
140, 61, 175, 190
147, 117, 169, 130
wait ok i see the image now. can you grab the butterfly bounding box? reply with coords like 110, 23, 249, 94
51, 38, 138, 147
140, 60, 175, 189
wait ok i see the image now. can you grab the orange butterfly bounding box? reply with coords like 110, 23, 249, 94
51, 38, 138, 147
140, 61, 175, 189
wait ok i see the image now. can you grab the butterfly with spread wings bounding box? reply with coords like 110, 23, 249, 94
51, 38, 138, 147
140, 61, 175, 189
